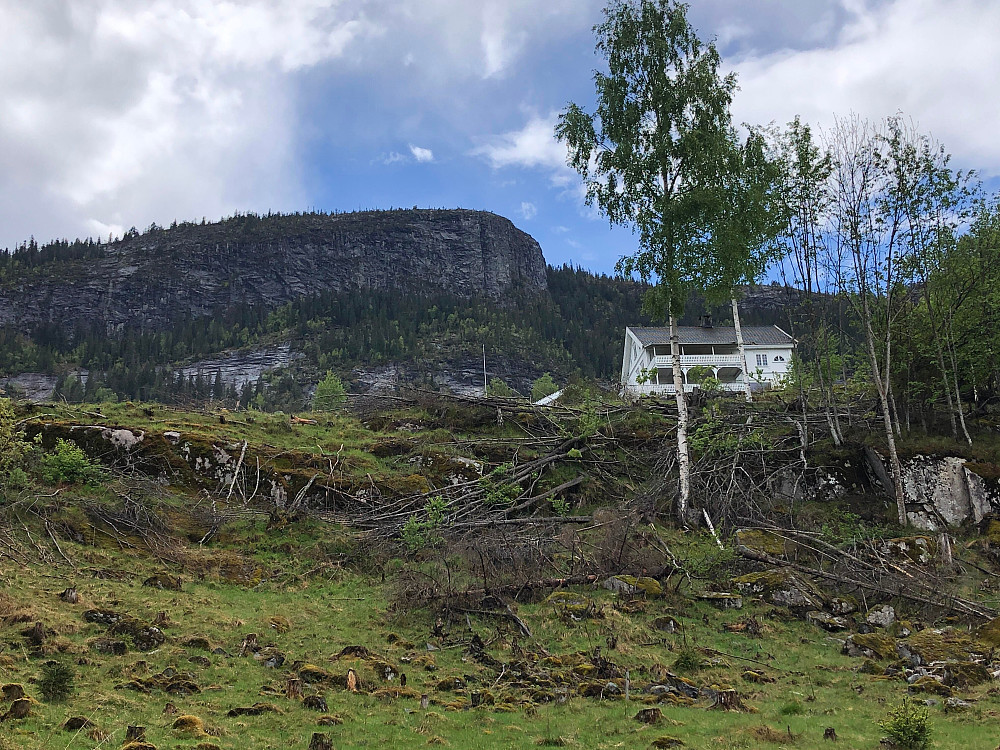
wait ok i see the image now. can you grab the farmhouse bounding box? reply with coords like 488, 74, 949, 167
621, 317, 795, 396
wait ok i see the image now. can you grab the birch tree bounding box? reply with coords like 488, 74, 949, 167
557, 0, 742, 524
884, 118, 976, 444
712, 129, 787, 403
773, 117, 843, 443
827, 115, 910, 524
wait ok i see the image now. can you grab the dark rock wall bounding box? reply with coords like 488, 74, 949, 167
0, 209, 547, 333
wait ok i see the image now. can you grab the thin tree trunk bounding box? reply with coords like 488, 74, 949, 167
731, 296, 752, 403
861, 299, 907, 525
814, 338, 841, 445
944, 315, 973, 445
670, 314, 691, 525
889, 384, 903, 437
923, 287, 958, 439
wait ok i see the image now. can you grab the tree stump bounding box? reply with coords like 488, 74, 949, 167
709, 689, 746, 711
3, 699, 32, 721
125, 725, 146, 741
59, 587, 79, 604
420, 694, 429, 710
27, 621, 46, 646
346, 668, 358, 693
286, 677, 303, 700
303, 695, 328, 712
239, 633, 259, 657
308, 733, 333, 750
633, 707, 662, 724
1, 684, 25, 701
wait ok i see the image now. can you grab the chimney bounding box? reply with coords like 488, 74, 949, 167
700, 314, 713, 328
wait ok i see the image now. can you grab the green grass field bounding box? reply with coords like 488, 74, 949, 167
2, 400, 1000, 749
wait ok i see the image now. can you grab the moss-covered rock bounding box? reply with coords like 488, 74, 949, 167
900, 629, 981, 665
650, 737, 684, 748
735, 529, 786, 557
172, 714, 207, 736
843, 633, 896, 661
652, 616, 681, 633
299, 664, 335, 684
545, 591, 596, 618
943, 661, 991, 688
907, 676, 952, 696
879, 536, 936, 564
731, 568, 825, 611
603, 576, 663, 597
696, 592, 743, 609
975, 617, 1000, 647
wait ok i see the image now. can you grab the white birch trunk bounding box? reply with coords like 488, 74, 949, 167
669, 314, 691, 525
731, 297, 752, 403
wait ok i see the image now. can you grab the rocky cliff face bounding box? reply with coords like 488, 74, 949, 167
0, 209, 547, 333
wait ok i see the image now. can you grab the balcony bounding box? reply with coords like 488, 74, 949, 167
651, 354, 743, 368
624, 382, 748, 396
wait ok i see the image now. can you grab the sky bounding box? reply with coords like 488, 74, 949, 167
2, 0, 999, 274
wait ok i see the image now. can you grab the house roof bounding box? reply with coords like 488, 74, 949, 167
628, 325, 795, 347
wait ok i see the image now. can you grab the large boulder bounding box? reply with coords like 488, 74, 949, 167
865, 449, 999, 530
731, 568, 826, 612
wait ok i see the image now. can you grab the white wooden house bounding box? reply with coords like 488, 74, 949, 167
621, 318, 795, 396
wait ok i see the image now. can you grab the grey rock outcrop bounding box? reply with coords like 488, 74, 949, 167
176, 344, 304, 390
863, 449, 999, 530
0, 209, 547, 334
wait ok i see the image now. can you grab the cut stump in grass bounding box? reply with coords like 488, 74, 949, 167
709, 689, 748, 712
125, 725, 146, 741
2, 698, 32, 721
634, 707, 663, 724
308, 732, 334, 750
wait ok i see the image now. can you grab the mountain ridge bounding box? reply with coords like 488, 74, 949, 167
0, 208, 547, 335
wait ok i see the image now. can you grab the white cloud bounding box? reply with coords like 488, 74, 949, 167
409, 144, 435, 163
0, 0, 379, 249
472, 113, 573, 186
728, 0, 1000, 175
379, 151, 406, 165
518, 201, 537, 220
0, 0, 598, 249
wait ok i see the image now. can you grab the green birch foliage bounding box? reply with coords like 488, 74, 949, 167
531, 373, 559, 402
556, 0, 741, 317
312, 371, 347, 411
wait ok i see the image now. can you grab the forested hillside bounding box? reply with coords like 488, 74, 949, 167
0, 262, 663, 406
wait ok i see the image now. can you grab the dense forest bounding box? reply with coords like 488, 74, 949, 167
0, 264, 664, 407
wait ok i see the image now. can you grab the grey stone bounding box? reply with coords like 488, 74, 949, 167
866, 604, 896, 629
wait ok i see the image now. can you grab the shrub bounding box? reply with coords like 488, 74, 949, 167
672, 646, 703, 673
879, 700, 931, 750
0, 398, 30, 473
487, 378, 518, 398
38, 660, 75, 701
38, 439, 103, 484
401, 496, 448, 552
313, 371, 347, 410
779, 699, 804, 716
531, 373, 559, 403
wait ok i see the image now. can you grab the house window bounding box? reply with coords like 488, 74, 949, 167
773, 355, 785, 362
755, 354, 768, 367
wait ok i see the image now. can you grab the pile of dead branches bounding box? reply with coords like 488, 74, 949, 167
736, 525, 996, 622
